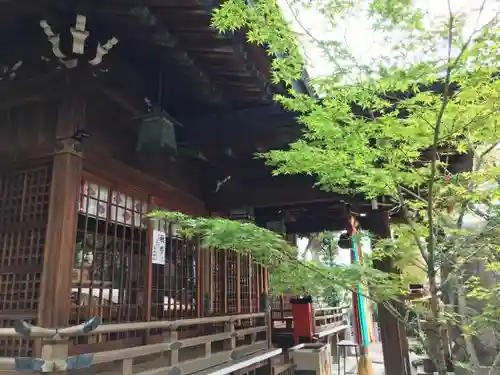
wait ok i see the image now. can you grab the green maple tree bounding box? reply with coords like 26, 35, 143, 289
207, 0, 500, 373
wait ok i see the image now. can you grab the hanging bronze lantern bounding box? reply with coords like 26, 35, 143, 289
135, 111, 178, 155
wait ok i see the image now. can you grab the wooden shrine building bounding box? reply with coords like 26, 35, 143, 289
0, 1, 418, 375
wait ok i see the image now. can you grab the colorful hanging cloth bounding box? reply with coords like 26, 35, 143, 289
349, 216, 375, 347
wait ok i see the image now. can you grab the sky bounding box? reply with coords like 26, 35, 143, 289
278, 0, 499, 79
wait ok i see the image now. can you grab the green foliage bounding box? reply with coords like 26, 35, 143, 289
301, 232, 338, 262
212, 0, 500, 371
150, 211, 406, 300
372, 226, 427, 284
321, 285, 342, 307
409, 341, 426, 356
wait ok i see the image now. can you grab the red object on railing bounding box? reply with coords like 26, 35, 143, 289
290, 296, 314, 344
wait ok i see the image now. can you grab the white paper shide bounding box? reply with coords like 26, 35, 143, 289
152, 230, 166, 265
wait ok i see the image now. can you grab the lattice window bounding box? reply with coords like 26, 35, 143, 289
72, 177, 148, 345
240, 254, 251, 313
0, 164, 51, 357
213, 250, 224, 314
253, 263, 260, 313
150, 219, 198, 323
212, 251, 264, 315
227, 251, 238, 314
79, 180, 147, 228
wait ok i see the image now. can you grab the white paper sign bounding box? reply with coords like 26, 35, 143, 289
152, 230, 166, 265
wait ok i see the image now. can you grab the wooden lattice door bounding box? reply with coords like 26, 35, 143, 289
150, 219, 199, 322
0, 163, 52, 356
72, 176, 149, 346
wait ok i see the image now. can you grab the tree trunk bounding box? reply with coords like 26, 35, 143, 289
427, 275, 448, 375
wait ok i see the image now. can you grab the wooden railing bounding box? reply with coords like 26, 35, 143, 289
271, 305, 349, 361
272, 306, 347, 332
313, 306, 347, 334
0, 313, 282, 375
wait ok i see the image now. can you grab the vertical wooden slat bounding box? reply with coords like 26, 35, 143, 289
263, 268, 269, 294
256, 264, 261, 313
143, 196, 154, 343
236, 253, 241, 313
199, 246, 211, 316
223, 250, 228, 314
196, 237, 201, 318
280, 294, 284, 320
38, 90, 85, 328
248, 255, 252, 313
209, 248, 215, 313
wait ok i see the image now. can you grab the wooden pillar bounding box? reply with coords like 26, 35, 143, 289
38, 89, 86, 328
369, 210, 411, 375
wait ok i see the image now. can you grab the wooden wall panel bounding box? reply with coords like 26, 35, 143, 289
0, 99, 58, 161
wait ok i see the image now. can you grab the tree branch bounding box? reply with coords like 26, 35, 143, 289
396, 185, 429, 263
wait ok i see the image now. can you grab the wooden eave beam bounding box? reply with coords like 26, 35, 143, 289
181, 103, 298, 128
230, 30, 274, 101
190, 0, 274, 101
129, 6, 229, 107
186, 126, 296, 158
278, 213, 378, 234
205, 181, 350, 211
98, 2, 275, 101
182, 104, 299, 153
278, 217, 348, 234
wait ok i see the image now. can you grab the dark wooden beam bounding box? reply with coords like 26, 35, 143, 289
127, 6, 229, 107
254, 203, 382, 234
279, 217, 347, 234
230, 30, 273, 101
189, 0, 274, 101
181, 104, 299, 153
181, 104, 297, 127
205, 180, 351, 211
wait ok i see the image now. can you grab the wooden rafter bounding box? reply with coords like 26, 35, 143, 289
128, 6, 229, 107
190, 0, 274, 101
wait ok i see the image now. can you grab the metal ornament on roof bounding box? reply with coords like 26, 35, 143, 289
40, 14, 118, 69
